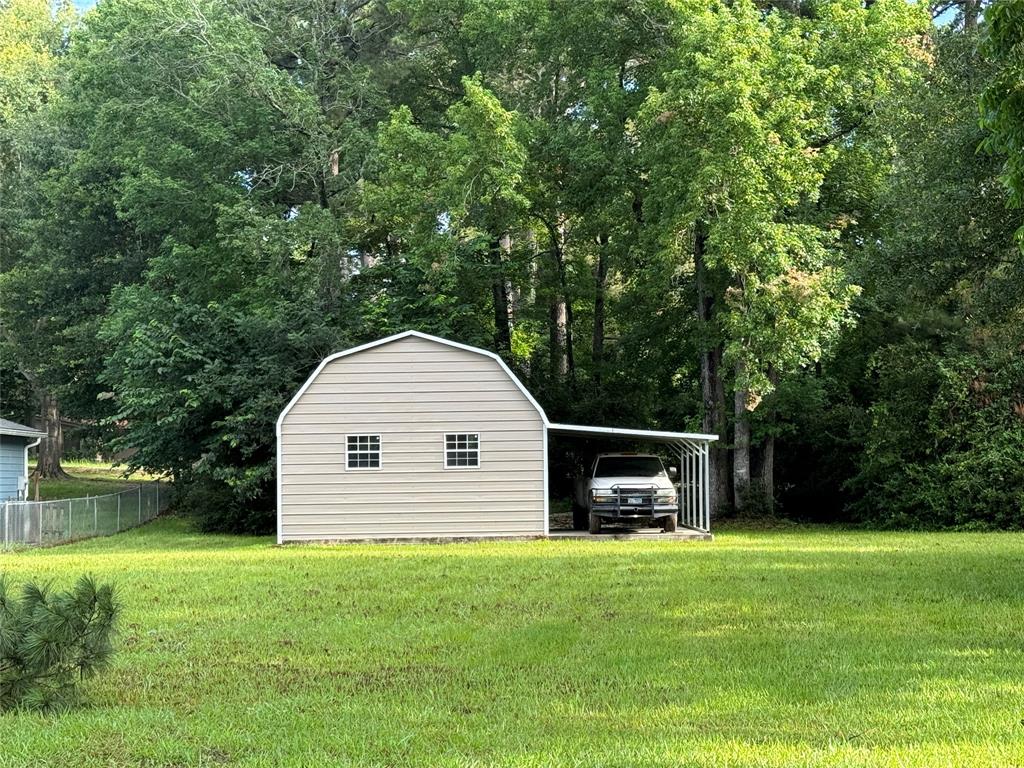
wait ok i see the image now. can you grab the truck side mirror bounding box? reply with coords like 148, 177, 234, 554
668, 466, 678, 478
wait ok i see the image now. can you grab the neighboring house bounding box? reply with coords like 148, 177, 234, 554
277, 331, 716, 542
0, 418, 46, 501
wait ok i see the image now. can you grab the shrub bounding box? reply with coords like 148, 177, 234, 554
0, 575, 120, 711
174, 475, 274, 534
851, 344, 1024, 529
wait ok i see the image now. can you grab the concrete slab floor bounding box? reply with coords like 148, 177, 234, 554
548, 526, 712, 541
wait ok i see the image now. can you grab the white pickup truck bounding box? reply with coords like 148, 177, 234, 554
573, 453, 679, 534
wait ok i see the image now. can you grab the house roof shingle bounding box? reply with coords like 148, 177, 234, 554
0, 418, 46, 438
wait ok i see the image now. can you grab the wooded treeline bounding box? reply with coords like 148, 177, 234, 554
1, 0, 1021, 531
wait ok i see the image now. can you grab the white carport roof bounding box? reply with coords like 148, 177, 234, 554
547, 423, 717, 447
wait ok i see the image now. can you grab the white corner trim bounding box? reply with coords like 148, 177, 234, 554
276, 424, 282, 544
23, 438, 41, 501
542, 423, 549, 536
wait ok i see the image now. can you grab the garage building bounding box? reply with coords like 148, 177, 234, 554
276, 331, 715, 542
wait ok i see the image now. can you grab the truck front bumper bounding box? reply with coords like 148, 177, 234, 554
590, 504, 678, 521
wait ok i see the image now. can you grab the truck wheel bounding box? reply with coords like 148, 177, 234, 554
589, 513, 602, 535
661, 514, 677, 533
572, 503, 588, 531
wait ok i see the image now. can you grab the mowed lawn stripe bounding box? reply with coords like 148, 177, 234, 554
0, 518, 1021, 767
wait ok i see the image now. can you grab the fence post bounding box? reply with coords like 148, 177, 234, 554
116, 493, 121, 531
156, 481, 160, 513
138, 485, 142, 524
94, 496, 98, 533
2, 501, 7, 548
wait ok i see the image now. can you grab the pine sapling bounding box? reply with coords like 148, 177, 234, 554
0, 574, 120, 711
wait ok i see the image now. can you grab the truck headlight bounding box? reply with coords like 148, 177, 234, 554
592, 490, 616, 503
657, 492, 677, 504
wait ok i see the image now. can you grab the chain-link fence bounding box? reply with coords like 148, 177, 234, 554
1, 482, 171, 549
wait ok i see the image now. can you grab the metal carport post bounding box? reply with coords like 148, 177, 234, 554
668, 438, 712, 533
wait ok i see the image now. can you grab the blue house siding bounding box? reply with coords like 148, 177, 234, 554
0, 435, 30, 501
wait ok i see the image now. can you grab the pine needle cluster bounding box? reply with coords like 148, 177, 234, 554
0, 575, 120, 711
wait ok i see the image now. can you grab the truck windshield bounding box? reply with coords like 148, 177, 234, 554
593, 456, 665, 477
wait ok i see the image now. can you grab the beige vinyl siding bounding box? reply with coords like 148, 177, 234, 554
279, 335, 546, 540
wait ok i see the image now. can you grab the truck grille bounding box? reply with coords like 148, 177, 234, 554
617, 488, 653, 498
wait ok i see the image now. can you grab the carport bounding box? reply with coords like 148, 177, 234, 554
547, 423, 718, 534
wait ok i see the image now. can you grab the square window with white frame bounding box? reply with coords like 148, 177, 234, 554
346, 434, 381, 469
444, 433, 480, 468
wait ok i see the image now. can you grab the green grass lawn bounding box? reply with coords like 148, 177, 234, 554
27, 461, 155, 500
1, 519, 1021, 767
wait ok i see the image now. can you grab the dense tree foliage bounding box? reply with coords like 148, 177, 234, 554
1, 0, 1020, 531
0, 0, 75, 475
843, 25, 1024, 527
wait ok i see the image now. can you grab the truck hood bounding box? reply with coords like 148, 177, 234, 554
590, 475, 674, 490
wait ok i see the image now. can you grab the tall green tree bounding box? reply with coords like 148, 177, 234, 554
0, 0, 75, 475
640, 0, 926, 513
369, 76, 532, 356
13, 0, 386, 527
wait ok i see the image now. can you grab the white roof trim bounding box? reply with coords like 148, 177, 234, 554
276, 330, 549, 432
547, 423, 718, 444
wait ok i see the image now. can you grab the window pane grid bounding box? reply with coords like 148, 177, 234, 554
346, 434, 381, 469
444, 433, 479, 468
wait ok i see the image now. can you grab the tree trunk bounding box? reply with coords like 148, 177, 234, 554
756, 366, 779, 513
492, 235, 513, 357
592, 234, 609, 385
547, 221, 575, 384
733, 364, 752, 515
564, 294, 576, 386
35, 391, 69, 479
526, 230, 538, 305
506, 233, 524, 325
964, 0, 980, 31
702, 345, 730, 514
694, 226, 731, 516
492, 279, 512, 356
550, 300, 568, 377
759, 433, 775, 512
